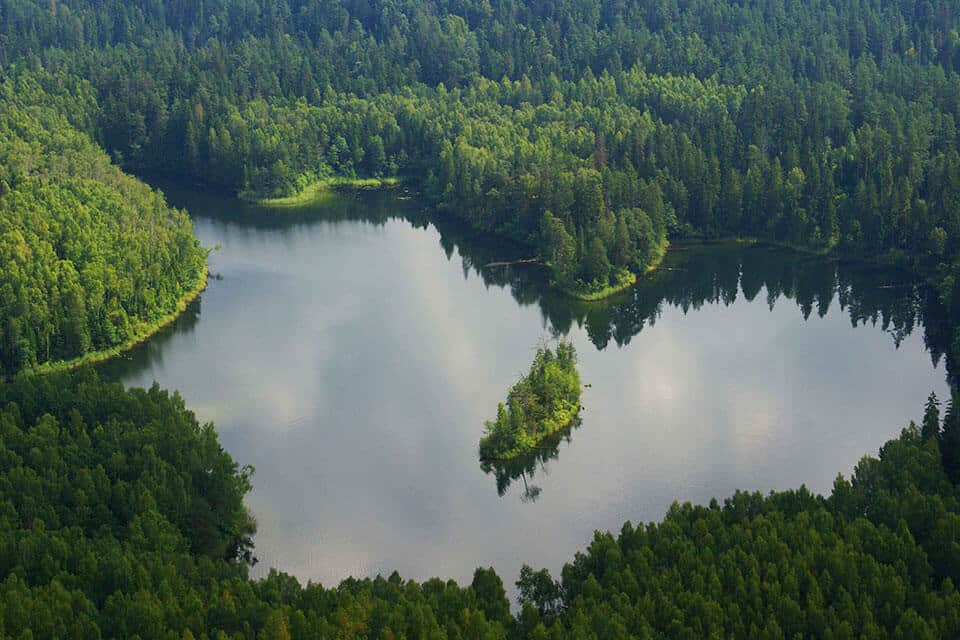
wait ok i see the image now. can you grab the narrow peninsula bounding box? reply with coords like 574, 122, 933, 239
0, 97, 208, 378
479, 340, 582, 461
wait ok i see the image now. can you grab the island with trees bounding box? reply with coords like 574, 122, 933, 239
480, 340, 582, 462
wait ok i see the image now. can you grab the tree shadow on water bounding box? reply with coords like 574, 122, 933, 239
480, 417, 583, 503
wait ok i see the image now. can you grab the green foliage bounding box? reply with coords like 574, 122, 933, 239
9, 0, 960, 296
942, 396, 960, 484
521, 423, 960, 639
0, 83, 206, 376
481, 417, 582, 502
516, 566, 563, 618
2, 375, 960, 638
924, 392, 942, 442
479, 340, 581, 461
5, 0, 960, 635
0, 372, 511, 639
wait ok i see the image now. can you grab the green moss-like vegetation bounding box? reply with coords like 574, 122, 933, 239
731, 235, 838, 257
253, 176, 400, 208
479, 340, 582, 461
563, 269, 637, 301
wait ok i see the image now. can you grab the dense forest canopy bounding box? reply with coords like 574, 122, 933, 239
6, 0, 960, 295
3, 373, 960, 638
5, 0, 960, 636
0, 77, 206, 376
0, 372, 513, 639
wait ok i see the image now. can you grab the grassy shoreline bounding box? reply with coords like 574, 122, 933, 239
722, 235, 837, 256
252, 177, 400, 208
559, 233, 845, 303
19, 264, 209, 378
562, 237, 670, 302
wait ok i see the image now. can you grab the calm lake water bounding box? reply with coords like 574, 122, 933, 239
100, 184, 949, 589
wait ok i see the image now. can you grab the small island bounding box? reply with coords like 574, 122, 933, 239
479, 340, 582, 461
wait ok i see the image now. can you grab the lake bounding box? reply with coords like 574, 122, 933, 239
99, 184, 950, 590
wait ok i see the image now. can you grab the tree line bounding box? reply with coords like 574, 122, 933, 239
0, 75, 206, 375
3, 372, 960, 638
5, 0, 960, 295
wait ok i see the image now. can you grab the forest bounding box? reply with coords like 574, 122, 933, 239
4, 0, 960, 635
0, 76, 207, 376
3, 372, 960, 638
479, 340, 581, 461
5, 0, 960, 296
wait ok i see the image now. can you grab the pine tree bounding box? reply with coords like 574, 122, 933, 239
922, 391, 941, 441
940, 394, 960, 483
584, 236, 612, 284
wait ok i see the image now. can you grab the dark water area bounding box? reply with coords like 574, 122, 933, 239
98, 183, 950, 590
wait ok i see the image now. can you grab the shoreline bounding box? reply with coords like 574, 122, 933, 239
20, 264, 209, 378
562, 237, 671, 302
721, 235, 837, 256
250, 177, 400, 208
480, 404, 581, 462
560, 234, 845, 303
37, 185, 878, 376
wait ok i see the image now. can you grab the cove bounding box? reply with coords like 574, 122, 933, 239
98, 183, 949, 589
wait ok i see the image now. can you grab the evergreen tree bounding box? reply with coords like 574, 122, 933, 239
941, 394, 960, 483
922, 391, 941, 441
